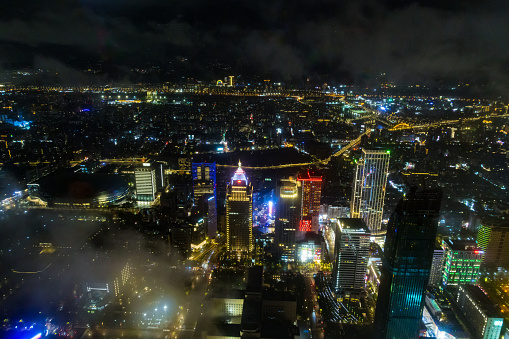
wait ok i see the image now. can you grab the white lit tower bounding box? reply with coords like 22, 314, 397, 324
226, 161, 253, 256
351, 149, 390, 236
332, 218, 371, 298
135, 164, 156, 202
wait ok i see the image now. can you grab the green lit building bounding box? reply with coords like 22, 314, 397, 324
442, 239, 482, 286
477, 217, 509, 270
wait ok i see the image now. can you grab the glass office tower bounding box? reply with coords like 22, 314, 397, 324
275, 178, 301, 262
373, 189, 442, 339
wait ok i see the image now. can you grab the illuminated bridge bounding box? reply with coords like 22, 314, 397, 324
388, 113, 509, 131
216, 130, 370, 170
347, 114, 394, 126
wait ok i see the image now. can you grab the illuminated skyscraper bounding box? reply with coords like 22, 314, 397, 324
297, 170, 322, 233
428, 246, 444, 286
373, 189, 442, 339
135, 165, 156, 202
442, 239, 482, 286
192, 162, 217, 238
226, 162, 253, 255
477, 217, 509, 270
351, 149, 390, 236
192, 162, 216, 202
332, 218, 371, 298
275, 178, 301, 262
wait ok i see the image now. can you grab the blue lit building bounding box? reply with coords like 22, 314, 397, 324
192, 162, 217, 201
373, 189, 442, 339
192, 162, 217, 238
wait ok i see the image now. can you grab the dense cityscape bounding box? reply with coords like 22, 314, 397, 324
2, 0, 509, 339
0, 79, 508, 339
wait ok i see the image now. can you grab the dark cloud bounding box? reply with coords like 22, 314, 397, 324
0, 0, 507, 90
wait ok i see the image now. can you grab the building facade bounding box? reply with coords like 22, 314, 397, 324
296, 232, 323, 264
442, 239, 482, 286
275, 178, 301, 262
226, 162, 253, 256
192, 162, 216, 202
373, 189, 442, 339
477, 217, 509, 270
332, 218, 371, 298
351, 149, 390, 236
456, 285, 503, 339
428, 246, 444, 286
135, 165, 156, 202
297, 170, 322, 233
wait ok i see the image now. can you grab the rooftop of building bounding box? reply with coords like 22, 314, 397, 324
211, 288, 245, 300
338, 218, 370, 234
460, 284, 500, 317
480, 216, 509, 228
202, 322, 242, 337
241, 297, 262, 332
231, 161, 248, 186
361, 148, 391, 155
296, 231, 323, 245
277, 178, 298, 186
394, 188, 442, 217
262, 289, 296, 302
260, 320, 299, 339
443, 239, 480, 251
297, 169, 321, 181
246, 266, 263, 295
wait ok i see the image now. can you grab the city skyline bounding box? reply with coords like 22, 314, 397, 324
1, 1, 509, 337
0, 1, 508, 93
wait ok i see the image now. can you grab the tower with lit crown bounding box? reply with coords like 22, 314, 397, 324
351, 149, 390, 236
226, 161, 253, 256
275, 178, 301, 262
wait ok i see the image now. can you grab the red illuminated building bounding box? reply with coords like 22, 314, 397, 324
297, 170, 322, 232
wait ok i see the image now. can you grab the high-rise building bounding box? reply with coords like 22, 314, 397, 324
226, 162, 253, 256
192, 162, 217, 239
456, 285, 503, 339
275, 178, 301, 262
207, 195, 218, 239
297, 170, 322, 233
192, 162, 216, 202
332, 218, 371, 298
400, 171, 439, 190
373, 189, 442, 339
477, 217, 509, 270
442, 239, 483, 286
135, 165, 156, 202
351, 149, 390, 236
428, 246, 444, 286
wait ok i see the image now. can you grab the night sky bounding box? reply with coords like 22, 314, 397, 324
1, 0, 508, 88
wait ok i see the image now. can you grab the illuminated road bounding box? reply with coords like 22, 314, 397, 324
303, 274, 324, 339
